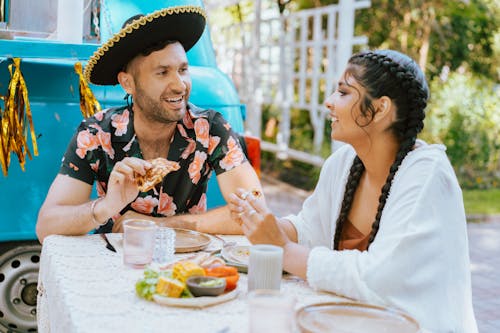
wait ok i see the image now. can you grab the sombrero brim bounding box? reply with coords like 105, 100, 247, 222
84, 6, 206, 85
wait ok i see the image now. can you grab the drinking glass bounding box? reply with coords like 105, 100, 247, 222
153, 223, 176, 264
123, 219, 157, 268
248, 289, 295, 333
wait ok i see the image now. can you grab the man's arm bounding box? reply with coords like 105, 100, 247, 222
114, 205, 238, 234
114, 162, 262, 235
36, 175, 99, 243
36, 157, 150, 243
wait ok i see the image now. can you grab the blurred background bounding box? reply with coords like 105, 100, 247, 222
203, 0, 500, 216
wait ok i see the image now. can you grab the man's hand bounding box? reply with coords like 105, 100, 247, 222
104, 157, 151, 213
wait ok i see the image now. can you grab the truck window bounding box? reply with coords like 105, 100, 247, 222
3, 0, 57, 37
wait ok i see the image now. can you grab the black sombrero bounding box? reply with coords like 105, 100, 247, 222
84, 5, 206, 85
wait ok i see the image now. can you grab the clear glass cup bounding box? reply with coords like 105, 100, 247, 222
248, 289, 296, 333
123, 219, 157, 268
153, 223, 176, 264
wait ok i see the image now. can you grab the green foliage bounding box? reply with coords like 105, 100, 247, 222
463, 188, 500, 214
296, 0, 500, 81
256, 0, 500, 196
261, 103, 327, 190
421, 71, 500, 189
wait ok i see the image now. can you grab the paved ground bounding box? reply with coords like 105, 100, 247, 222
261, 175, 500, 332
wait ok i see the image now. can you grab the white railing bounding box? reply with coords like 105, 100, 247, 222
207, 0, 371, 166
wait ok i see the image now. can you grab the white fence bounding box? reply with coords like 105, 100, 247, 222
207, 0, 370, 166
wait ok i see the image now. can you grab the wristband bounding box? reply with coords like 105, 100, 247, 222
90, 198, 107, 227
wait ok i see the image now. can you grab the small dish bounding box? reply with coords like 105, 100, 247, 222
186, 276, 226, 297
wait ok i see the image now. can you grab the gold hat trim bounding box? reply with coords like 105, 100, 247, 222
83, 5, 206, 84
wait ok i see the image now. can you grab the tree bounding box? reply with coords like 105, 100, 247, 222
297, 0, 500, 81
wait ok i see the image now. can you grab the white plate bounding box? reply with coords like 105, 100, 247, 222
152, 288, 240, 308
221, 245, 250, 266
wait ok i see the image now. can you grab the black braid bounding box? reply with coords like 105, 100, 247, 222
333, 156, 365, 250
333, 50, 429, 250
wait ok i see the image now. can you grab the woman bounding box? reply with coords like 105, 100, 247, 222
229, 50, 477, 332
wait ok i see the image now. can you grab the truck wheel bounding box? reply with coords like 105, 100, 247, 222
0, 243, 41, 333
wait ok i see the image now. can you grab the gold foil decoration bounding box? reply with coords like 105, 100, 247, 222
75, 62, 101, 118
0, 58, 38, 176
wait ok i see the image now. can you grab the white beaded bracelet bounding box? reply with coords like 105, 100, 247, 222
90, 198, 107, 227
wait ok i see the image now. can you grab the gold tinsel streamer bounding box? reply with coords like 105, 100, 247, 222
75, 62, 101, 118
0, 58, 38, 176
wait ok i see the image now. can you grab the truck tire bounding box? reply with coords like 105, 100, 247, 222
0, 242, 41, 333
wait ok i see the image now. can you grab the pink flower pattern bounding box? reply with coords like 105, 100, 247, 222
111, 109, 129, 136
158, 192, 177, 216
188, 193, 207, 214
131, 196, 159, 214
62, 106, 247, 218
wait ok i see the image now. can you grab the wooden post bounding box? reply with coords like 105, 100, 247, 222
246, 0, 262, 138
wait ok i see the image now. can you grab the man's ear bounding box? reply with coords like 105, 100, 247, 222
117, 71, 134, 94
373, 96, 393, 123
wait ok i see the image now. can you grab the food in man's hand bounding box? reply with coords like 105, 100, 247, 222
135, 158, 180, 192
172, 261, 206, 283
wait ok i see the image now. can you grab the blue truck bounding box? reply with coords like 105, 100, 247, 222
0, 1, 252, 331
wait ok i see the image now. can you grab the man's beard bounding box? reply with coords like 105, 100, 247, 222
134, 84, 186, 124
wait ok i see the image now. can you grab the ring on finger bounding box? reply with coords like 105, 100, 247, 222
240, 192, 249, 200
237, 211, 245, 217
248, 209, 257, 216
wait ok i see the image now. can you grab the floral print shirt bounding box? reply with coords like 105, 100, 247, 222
60, 103, 247, 228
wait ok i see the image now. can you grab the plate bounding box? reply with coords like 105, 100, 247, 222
296, 302, 420, 333
174, 228, 211, 253
152, 288, 239, 308
221, 245, 250, 266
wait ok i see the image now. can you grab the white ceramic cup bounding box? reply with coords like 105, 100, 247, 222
123, 219, 157, 268
247, 244, 283, 291
248, 289, 296, 333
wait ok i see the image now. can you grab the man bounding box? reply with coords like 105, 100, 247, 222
36, 6, 261, 243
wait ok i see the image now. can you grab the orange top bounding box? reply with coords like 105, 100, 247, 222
338, 219, 370, 251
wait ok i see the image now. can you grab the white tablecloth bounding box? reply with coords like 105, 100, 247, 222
37, 234, 346, 333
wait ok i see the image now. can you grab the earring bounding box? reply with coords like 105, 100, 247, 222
124, 93, 133, 108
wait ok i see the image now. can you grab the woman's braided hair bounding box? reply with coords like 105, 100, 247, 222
333, 50, 429, 250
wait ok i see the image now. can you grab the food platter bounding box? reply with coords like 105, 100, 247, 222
174, 228, 211, 253
152, 288, 240, 308
296, 302, 420, 333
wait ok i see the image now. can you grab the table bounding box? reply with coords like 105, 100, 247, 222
37, 234, 347, 333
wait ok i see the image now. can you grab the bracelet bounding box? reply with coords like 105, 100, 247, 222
90, 198, 106, 227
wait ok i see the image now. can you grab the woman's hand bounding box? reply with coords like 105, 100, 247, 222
228, 188, 290, 247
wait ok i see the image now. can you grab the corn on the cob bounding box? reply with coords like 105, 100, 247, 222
172, 261, 205, 283
156, 276, 185, 298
